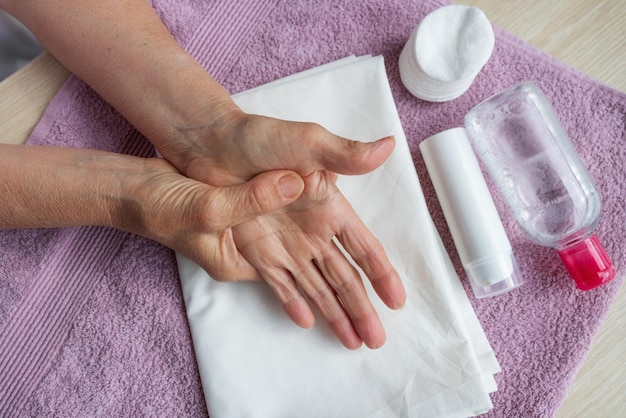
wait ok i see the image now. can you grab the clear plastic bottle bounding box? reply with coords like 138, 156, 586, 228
464, 81, 616, 290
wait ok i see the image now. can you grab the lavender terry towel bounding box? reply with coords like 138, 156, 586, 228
0, 0, 624, 417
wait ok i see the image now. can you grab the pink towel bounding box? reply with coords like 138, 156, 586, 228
1, 0, 624, 417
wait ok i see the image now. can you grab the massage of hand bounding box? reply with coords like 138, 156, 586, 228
0, 0, 406, 349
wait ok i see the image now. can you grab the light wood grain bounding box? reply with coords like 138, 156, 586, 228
459, 0, 626, 92
0, 52, 69, 145
0, 2, 624, 417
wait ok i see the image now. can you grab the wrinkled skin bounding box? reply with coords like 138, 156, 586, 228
2, 0, 405, 348
168, 113, 406, 349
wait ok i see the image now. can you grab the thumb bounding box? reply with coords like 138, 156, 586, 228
214, 170, 304, 229
313, 134, 395, 175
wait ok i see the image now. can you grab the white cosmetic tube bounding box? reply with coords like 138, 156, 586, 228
420, 127, 523, 297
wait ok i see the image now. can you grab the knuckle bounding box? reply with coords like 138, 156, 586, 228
269, 274, 300, 304
195, 194, 228, 231
299, 122, 327, 147
309, 285, 332, 303
352, 244, 389, 281
301, 121, 325, 137
247, 181, 275, 214
308, 285, 342, 319
332, 277, 361, 299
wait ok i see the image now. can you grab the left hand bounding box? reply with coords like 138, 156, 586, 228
171, 113, 406, 349
232, 170, 405, 350
5, 0, 406, 348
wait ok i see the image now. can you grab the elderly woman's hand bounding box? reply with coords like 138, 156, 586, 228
232, 169, 404, 349
0, 144, 304, 282
164, 113, 406, 349
3, 0, 406, 348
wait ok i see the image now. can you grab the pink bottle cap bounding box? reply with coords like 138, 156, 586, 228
557, 234, 616, 290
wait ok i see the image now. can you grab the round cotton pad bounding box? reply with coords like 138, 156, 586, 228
399, 5, 494, 102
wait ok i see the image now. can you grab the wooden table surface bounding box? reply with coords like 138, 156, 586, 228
1, 1, 624, 416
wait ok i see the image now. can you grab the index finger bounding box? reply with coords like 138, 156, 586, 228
338, 218, 406, 311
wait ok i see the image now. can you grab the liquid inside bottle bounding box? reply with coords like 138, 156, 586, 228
464, 82, 615, 290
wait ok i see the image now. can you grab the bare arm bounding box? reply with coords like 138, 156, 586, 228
0, 1, 406, 348
1, 0, 231, 155
0, 143, 304, 278
1, 0, 393, 177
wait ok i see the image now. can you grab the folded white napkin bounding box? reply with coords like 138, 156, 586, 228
177, 55, 500, 418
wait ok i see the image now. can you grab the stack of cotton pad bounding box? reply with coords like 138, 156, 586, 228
399, 5, 495, 102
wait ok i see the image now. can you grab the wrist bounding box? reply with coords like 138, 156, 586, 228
110, 156, 194, 245
8, 0, 244, 175
154, 79, 245, 174
0, 145, 130, 230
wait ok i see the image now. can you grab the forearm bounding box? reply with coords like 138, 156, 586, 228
0, 144, 133, 230
1, 0, 240, 157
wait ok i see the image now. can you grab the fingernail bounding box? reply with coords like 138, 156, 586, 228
278, 174, 303, 198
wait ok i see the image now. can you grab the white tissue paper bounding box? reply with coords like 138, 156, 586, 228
177, 55, 500, 418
